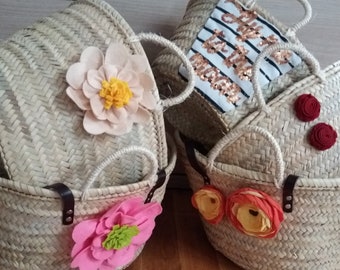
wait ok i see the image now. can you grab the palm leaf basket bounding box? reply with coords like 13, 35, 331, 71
153, 0, 314, 148
175, 42, 340, 270
0, 0, 195, 269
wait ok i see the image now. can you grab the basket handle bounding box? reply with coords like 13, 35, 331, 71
130, 32, 195, 108
207, 125, 284, 188
244, 0, 312, 37
251, 42, 325, 114
81, 146, 158, 201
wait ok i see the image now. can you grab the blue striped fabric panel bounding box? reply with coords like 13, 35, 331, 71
179, 0, 301, 112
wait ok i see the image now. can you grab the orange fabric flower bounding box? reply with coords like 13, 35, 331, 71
191, 186, 225, 224
225, 188, 284, 238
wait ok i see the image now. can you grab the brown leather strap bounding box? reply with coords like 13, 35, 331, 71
44, 183, 75, 225
144, 169, 167, 203
282, 175, 299, 213
180, 133, 210, 185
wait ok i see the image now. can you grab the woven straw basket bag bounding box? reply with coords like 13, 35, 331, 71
153, 0, 314, 148
0, 0, 195, 269
175, 42, 340, 270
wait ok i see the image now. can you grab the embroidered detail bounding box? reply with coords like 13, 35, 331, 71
223, 45, 253, 80
190, 53, 241, 103
202, 29, 228, 53
221, 0, 262, 42
258, 34, 278, 47
294, 94, 320, 122
179, 0, 301, 112
309, 123, 337, 151
271, 50, 293, 65
225, 188, 284, 238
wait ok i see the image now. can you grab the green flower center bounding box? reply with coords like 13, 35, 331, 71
102, 224, 140, 250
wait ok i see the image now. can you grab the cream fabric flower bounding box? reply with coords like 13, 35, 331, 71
66, 43, 157, 135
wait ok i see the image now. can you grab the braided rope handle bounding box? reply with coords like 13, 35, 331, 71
207, 126, 284, 188
252, 42, 324, 113
130, 32, 195, 108
244, 0, 312, 37
81, 146, 158, 200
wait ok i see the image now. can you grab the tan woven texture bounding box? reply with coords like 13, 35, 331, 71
175, 125, 340, 270
0, 0, 180, 269
152, 0, 310, 148
219, 61, 340, 180
0, 0, 168, 191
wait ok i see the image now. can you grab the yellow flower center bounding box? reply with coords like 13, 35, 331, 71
234, 204, 271, 234
99, 77, 133, 110
194, 189, 222, 221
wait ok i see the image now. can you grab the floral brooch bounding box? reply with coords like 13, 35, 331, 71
66, 43, 157, 135
225, 188, 284, 238
191, 186, 284, 238
70, 197, 162, 270
294, 93, 337, 150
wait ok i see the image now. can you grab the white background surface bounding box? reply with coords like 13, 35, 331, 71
0, 0, 339, 68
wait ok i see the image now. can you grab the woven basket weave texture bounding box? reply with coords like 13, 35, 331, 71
0, 0, 181, 269
152, 0, 311, 148
174, 40, 340, 269
0, 0, 168, 191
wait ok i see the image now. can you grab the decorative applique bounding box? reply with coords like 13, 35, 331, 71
309, 123, 337, 151
179, 0, 301, 112
66, 43, 157, 135
225, 188, 284, 238
294, 94, 320, 122
70, 197, 162, 270
191, 185, 225, 224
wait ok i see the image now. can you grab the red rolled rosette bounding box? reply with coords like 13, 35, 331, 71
294, 94, 320, 122
225, 188, 284, 238
191, 185, 225, 225
309, 123, 337, 150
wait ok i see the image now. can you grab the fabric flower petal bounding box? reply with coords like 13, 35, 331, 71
70, 198, 162, 270
106, 109, 120, 124
66, 87, 90, 110
83, 80, 99, 99
117, 69, 138, 87
294, 94, 320, 122
105, 43, 129, 67
192, 185, 225, 224
66, 62, 88, 90
139, 72, 155, 91
128, 54, 149, 73
71, 219, 98, 257
140, 90, 157, 110
66, 43, 157, 136
105, 245, 137, 269
225, 188, 284, 238
80, 46, 104, 70
71, 247, 103, 270
101, 198, 144, 220
90, 95, 107, 120
112, 107, 128, 121
87, 69, 104, 89
132, 107, 151, 124
309, 123, 337, 150
92, 246, 113, 260
102, 64, 118, 81
83, 111, 111, 135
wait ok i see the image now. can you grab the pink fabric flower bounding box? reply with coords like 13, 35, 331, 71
66, 43, 157, 135
70, 197, 162, 270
